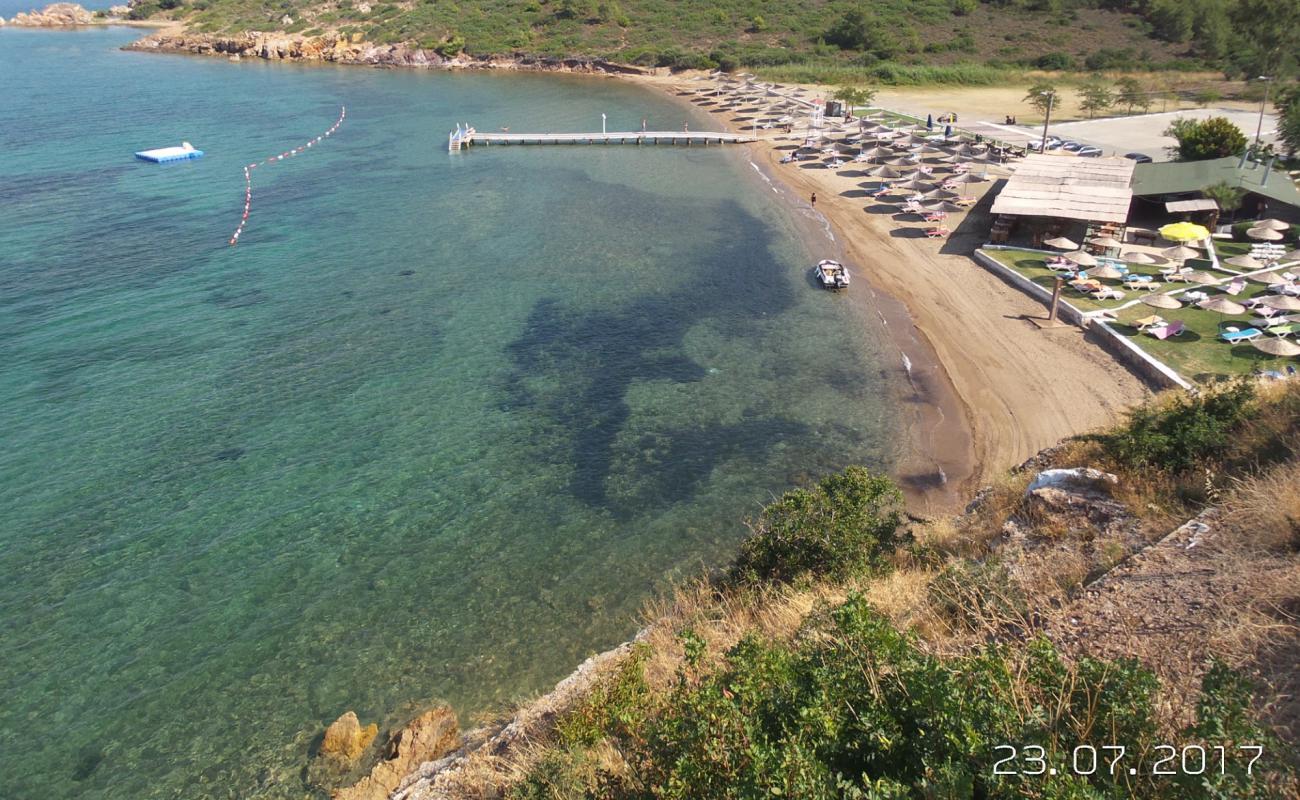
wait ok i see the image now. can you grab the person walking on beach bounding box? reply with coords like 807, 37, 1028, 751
683, 122, 689, 132
642, 117, 647, 132
810, 192, 817, 208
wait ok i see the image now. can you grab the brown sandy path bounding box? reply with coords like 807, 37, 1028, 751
639, 74, 1152, 508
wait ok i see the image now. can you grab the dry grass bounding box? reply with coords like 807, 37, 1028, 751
1217, 460, 1300, 554
636, 577, 849, 692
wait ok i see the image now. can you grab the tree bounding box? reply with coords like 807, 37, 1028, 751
1201, 181, 1246, 228
1115, 77, 1153, 114
825, 9, 900, 60
1164, 116, 1249, 160
1230, 0, 1300, 79
1277, 84, 1300, 156
833, 85, 876, 112
1023, 82, 1057, 116
1077, 78, 1115, 118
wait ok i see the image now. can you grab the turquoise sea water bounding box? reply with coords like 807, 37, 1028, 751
0, 27, 900, 799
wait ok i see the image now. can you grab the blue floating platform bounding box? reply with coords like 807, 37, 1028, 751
135, 143, 204, 163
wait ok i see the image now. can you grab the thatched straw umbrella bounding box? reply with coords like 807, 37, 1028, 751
1064, 250, 1098, 267
1044, 236, 1078, 250
864, 165, 903, 179
1260, 295, 1300, 312
1088, 235, 1124, 249
1254, 218, 1291, 231
1090, 264, 1124, 280
1247, 227, 1284, 241
1197, 296, 1245, 315
1123, 251, 1167, 266
925, 201, 967, 214
922, 189, 961, 201
947, 143, 985, 157
894, 177, 937, 192
1224, 254, 1263, 270
1245, 271, 1286, 284
1253, 338, 1300, 357
1279, 249, 1300, 263
1162, 244, 1201, 261
1183, 271, 1222, 285
1141, 293, 1182, 309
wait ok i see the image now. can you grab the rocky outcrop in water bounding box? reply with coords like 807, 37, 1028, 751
322, 711, 380, 763
5, 2, 94, 25
334, 706, 460, 800
124, 31, 646, 73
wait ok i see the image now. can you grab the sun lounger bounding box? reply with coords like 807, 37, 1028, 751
1267, 324, 1299, 337
1133, 314, 1165, 330
1219, 327, 1263, 343
1147, 320, 1185, 340
925, 227, 950, 238
1123, 275, 1159, 290
1223, 278, 1246, 296
1092, 287, 1126, 301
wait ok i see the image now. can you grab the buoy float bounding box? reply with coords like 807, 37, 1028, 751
229, 105, 345, 246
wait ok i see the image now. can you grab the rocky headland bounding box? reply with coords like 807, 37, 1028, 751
2, 2, 95, 26
124, 30, 647, 73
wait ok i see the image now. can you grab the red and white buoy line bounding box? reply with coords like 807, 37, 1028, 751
229, 105, 346, 246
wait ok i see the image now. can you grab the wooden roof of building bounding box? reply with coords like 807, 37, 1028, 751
990, 154, 1135, 223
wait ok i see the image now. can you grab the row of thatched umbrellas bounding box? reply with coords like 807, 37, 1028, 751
1245, 218, 1291, 241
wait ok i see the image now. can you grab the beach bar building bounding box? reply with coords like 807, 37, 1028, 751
1129, 155, 1300, 228
988, 154, 1135, 248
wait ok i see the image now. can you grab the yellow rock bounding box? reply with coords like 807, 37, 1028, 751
320, 711, 379, 763
333, 706, 459, 800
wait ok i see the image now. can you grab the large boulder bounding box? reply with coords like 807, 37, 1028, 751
321, 711, 379, 763
334, 706, 460, 800
1026, 467, 1118, 496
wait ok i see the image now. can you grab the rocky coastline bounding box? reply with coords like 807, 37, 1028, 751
124, 30, 647, 74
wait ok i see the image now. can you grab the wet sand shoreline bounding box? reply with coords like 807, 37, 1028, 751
631, 71, 1151, 514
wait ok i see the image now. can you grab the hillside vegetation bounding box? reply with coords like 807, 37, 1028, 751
398, 380, 1300, 799
137, 0, 1297, 81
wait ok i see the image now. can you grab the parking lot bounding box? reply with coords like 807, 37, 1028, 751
1028, 107, 1280, 161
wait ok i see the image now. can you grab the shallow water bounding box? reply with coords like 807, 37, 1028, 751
0, 27, 900, 799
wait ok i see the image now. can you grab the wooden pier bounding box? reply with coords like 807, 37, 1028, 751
449, 125, 754, 151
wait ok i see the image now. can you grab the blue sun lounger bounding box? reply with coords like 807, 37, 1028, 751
1219, 327, 1263, 343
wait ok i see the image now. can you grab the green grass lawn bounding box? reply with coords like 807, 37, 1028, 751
985, 248, 1298, 383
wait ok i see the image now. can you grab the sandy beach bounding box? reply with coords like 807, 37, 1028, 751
637, 72, 1152, 512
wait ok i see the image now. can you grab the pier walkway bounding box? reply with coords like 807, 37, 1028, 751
449, 125, 754, 151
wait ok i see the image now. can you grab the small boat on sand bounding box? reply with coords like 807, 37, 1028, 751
815, 259, 850, 290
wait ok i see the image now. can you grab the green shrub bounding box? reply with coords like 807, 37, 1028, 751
731, 467, 905, 584
555, 644, 650, 747
1097, 381, 1257, 472
435, 33, 465, 56
511, 595, 1293, 799
1034, 51, 1075, 70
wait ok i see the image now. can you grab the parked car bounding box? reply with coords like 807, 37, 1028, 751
1077, 146, 1103, 157
1061, 141, 1083, 152
1123, 152, 1153, 163
1027, 136, 1062, 152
